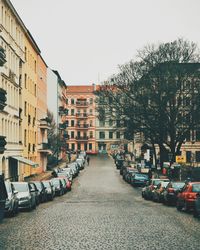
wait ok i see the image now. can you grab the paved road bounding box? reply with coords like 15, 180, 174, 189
1, 155, 200, 250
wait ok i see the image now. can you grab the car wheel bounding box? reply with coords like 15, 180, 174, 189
176, 201, 182, 211
193, 208, 200, 218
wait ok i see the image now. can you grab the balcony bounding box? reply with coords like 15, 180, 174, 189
75, 136, 88, 141
38, 143, 52, 153
76, 101, 89, 107
76, 113, 88, 119
59, 121, 68, 130
39, 118, 50, 130
76, 124, 89, 129
59, 107, 68, 115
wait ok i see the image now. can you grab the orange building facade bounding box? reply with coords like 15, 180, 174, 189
65, 85, 96, 154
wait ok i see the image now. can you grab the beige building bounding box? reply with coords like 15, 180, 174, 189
0, 0, 24, 180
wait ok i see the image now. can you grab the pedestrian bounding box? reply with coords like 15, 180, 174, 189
87, 156, 90, 165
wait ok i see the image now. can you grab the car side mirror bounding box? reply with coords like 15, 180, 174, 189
14, 190, 18, 195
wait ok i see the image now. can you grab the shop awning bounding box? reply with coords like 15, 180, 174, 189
10, 156, 38, 167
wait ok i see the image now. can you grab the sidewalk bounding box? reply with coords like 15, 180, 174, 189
26, 154, 77, 182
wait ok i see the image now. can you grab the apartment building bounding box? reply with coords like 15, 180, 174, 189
36, 55, 50, 173
0, 0, 24, 180
65, 85, 96, 153
0, 0, 50, 180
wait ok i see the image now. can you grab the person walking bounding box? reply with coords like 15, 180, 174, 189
87, 156, 90, 165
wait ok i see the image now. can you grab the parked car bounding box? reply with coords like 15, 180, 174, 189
42, 181, 55, 201
57, 176, 71, 191
29, 182, 40, 205
4, 181, 19, 216
57, 178, 67, 193
124, 168, 138, 183
0, 176, 8, 222
12, 182, 36, 211
58, 168, 73, 183
76, 158, 85, 170
193, 193, 200, 217
176, 182, 200, 212
163, 181, 185, 205
131, 173, 149, 187
32, 181, 47, 203
142, 178, 169, 200
51, 178, 65, 196
152, 181, 169, 202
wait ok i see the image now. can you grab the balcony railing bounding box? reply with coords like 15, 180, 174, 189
76, 113, 88, 118
76, 101, 89, 107
76, 124, 89, 129
75, 136, 88, 141
39, 118, 50, 129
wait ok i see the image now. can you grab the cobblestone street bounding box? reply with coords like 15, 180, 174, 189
1, 155, 200, 250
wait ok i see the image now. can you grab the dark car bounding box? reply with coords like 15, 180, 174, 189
125, 169, 139, 183
176, 182, 200, 212
163, 181, 185, 205
42, 181, 55, 201
0, 175, 8, 222
142, 178, 169, 200
32, 181, 47, 203
152, 181, 169, 202
4, 181, 19, 216
12, 182, 36, 211
51, 178, 64, 196
29, 182, 40, 205
131, 173, 149, 187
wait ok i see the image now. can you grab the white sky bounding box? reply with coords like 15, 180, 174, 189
10, 0, 200, 85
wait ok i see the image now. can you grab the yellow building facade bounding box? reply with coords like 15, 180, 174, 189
21, 32, 40, 178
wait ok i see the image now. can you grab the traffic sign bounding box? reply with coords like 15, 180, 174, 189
176, 155, 186, 163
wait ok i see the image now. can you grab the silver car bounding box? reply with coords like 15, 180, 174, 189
12, 182, 36, 211
4, 181, 19, 216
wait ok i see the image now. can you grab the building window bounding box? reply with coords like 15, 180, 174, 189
24, 74, 27, 88
90, 120, 93, 127
71, 120, 74, 127
196, 151, 200, 162
99, 120, 105, 127
71, 99, 74, 105
77, 143, 81, 150
89, 131, 93, 138
116, 132, 120, 139
71, 109, 74, 115
24, 101, 27, 116
89, 109, 93, 115
89, 143, 92, 150
89, 98, 93, 104
109, 132, 113, 139
71, 143, 75, 150
99, 132, 105, 139
71, 131, 74, 138
34, 60, 37, 73
186, 151, 191, 162
25, 47, 27, 61
196, 130, 200, 141
109, 119, 113, 126
24, 129, 27, 147
66, 99, 68, 104
116, 120, 120, 127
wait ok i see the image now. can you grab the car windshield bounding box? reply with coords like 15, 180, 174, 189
52, 179, 60, 186
43, 182, 50, 188
135, 174, 148, 179
161, 182, 169, 188
153, 180, 162, 186
192, 184, 200, 192
13, 183, 28, 192
34, 182, 42, 190
172, 182, 185, 189
5, 182, 12, 193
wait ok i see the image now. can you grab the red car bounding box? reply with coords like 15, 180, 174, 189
57, 176, 71, 191
176, 182, 200, 211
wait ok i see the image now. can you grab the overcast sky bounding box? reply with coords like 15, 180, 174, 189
11, 0, 200, 85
